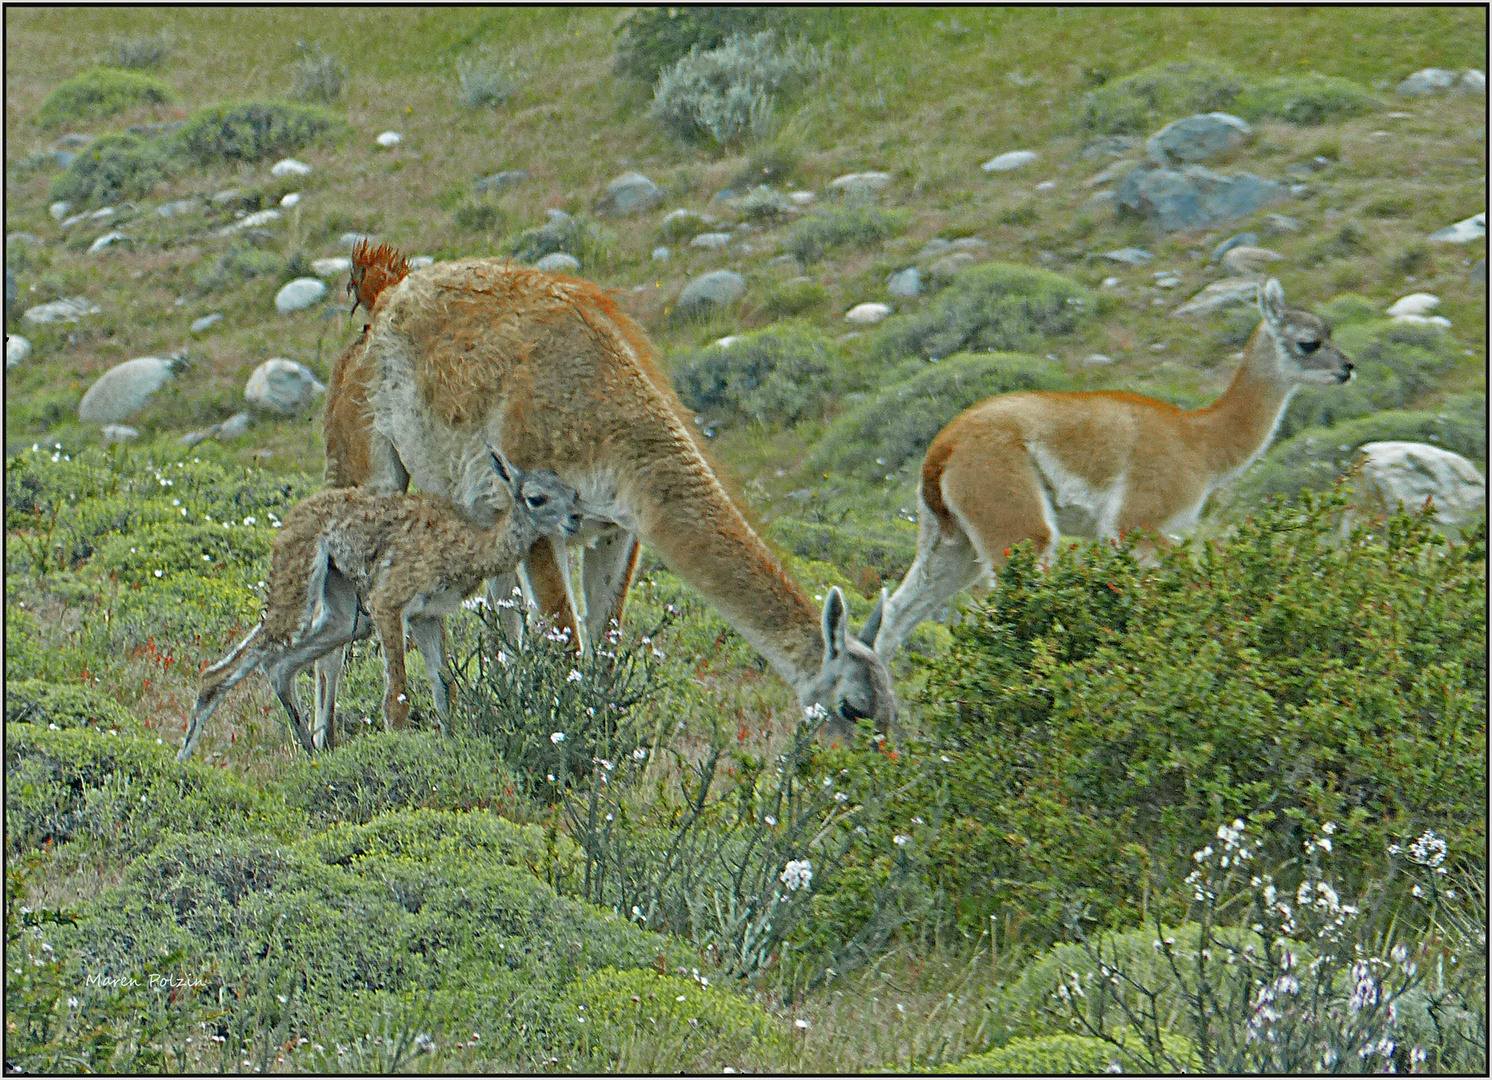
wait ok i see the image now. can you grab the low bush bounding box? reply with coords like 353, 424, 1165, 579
946, 1034, 1151, 1074
810, 352, 1070, 482
782, 205, 907, 265
452, 196, 507, 236
1233, 73, 1381, 125
508, 213, 610, 268
100, 31, 172, 70
650, 31, 825, 147
916, 492, 1486, 937
174, 100, 344, 164
1077, 58, 1244, 135
191, 240, 285, 292
36, 67, 173, 128
871, 262, 1092, 364
48, 132, 174, 207
758, 275, 826, 318
455, 51, 523, 109
614, 6, 785, 83
672, 322, 843, 427
5, 679, 139, 732
289, 42, 345, 103
767, 515, 917, 586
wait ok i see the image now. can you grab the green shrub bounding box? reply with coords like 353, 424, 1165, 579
508, 213, 610, 268
767, 516, 917, 585
672, 322, 842, 426
452, 196, 506, 235
810, 352, 1071, 481
289, 42, 345, 103
650, 31, 825, 147
47, 132, 174, 207
1278, 319, 1464, 440
277, 731, 524, 826
917, 493, 1486, 936
872, 262, 1093, 363
455, 51, 523, 109
553, 968, 788, 1073
4, 724, 304, 858
1233, 73, 1380, 125
101, 32, 172, 70
1078, 58, 1243, 135
5, 679, 139, 732
36, 67, 173, 128
947, 1034, 1150, 1074
782, 204, 907, 265
1316, 292, 1380, 327
1228, 392, 1487, 514
174, 100, 343, 164
192, 240, 285, 292
759, 275, 826, 318
614, 6, 790, 83
92, 521, 274, 586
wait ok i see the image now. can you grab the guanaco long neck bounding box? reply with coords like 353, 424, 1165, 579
1189, 323, 1299, 481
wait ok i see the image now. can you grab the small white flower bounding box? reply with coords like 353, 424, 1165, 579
550, 731, 565, 744
1321, 821, 1336, 835
764, 815, 777, 826
780, 859, 813, 892
153, 569, 163, 578
893, 834, 910, 847
243, 516, 256, 525
834, 791, 848, 803
794, 1018, 810, 1030
632, 747, 648, 761
804, 703, 828, 722
567, 669, 583, 683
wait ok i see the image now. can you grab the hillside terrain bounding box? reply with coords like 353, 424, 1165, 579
4, 7, 1486, 1074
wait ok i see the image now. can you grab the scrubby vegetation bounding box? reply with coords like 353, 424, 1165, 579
35, 67, 173, 128
672, 322, 846, 427
173, 100, 344, 164
48, 132, 175, 206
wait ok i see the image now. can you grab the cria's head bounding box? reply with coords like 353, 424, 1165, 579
347, 240, 410, 316
487, 446, 583, 539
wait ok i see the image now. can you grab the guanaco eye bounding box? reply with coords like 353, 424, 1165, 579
526, 493, 549, 508
1298, 340, 1321, 355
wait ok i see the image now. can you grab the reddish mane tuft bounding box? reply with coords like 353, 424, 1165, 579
348, 240, 410, 314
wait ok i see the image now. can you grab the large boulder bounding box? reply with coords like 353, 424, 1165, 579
78, 355, 189, 424
1116, 164, 1288, 232
1396, 68, 1460, 96
1170, 278, 1261, 318
244, 358, 326, 415
675, 270, 745, 316
593, 171, 662, 217
1146, 112, 1250, 165
275, 277, 327, 314
1348, 442, 1486, 535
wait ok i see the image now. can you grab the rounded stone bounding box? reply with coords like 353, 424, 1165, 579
594, 171, 663, 217
886, 267, 923, 298
244, 358, 326, 415
78, 355, 187, 424
981, 150, 1038, 173
535, 252, 581, 273
1352, 442, 1485, 531
24, 297, 100, 324
676, 270, 746, 314
270, 158, 312, 177
1146, 113, 1250, 165
190, 313, 224, 333
408, 255, 435, 270
1385, 293, 1440, 318
845, 302, 891, 325
828, 171, 893, 198
7, 334, 32, 370
929, 253, 978, 280
689, 232, 732, 250
375, 131, 402, 149
1397, 68, 1459, 96
100, 425, 139, 445
275, 278, 328, 314
651, 246, 670, 262
311, 256, 352, 278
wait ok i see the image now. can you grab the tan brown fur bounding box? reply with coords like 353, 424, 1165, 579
876, 279, 1355, 659
179, 459, 580, 760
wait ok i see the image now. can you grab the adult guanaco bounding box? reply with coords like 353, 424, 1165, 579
873, 278, 1354, 659
179, 451, 581, 761
322, 244, 896, 734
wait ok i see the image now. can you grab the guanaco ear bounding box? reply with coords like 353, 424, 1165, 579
487, 446, 521, 498
822, 586, 848, 662
859, 589, 887, 647
1259, 278, 1287, 330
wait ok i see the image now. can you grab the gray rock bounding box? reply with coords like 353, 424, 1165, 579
690, 232, 732, 250
210, 189, 242, 205
1427, 212, 1485, 244
244, 358, 326, 415
375, 131, 402, 149
7, 334, 32, 370
473, 169, 530, 195
1082, 135, 1137, 159
78, 354, 188, 423
788, 190, 816, 206
1083, 353, 1115, 367
408, 255, 435, 270
844, 302, 891, 325
49, 201, 71, 220
1472, 259, 1486, 287
1102, 247, 1153, 265
270, 158, 312, 177
1397, 68, 1459, 96
275, 278, 328, 314
949, 237, 990, 254
55, 151, 76, 168
651, 246, 670, 262
545, 208, 573, 225
1146, 112, 1250, 165
916, 237, 954, 261
1261, 213, 1302, 236
1211, 232, 1258, 262
7, 232, 43, 247
181, 411, 251, 447
339, 231, 376, 250
311, 256, 352, 278
62, 207, 114, 230
594, 171, 663, 217
88, 232, 128, 254
1385, 293, 1440, 318
57, 133, 92, 149
1084, 158, 1138, 188
1171, 278, 1262, 318
535, 252, 581, 273
1220, 246, 1283, 276
1116, 164, 1288, 232
886, 267, 923, 298
1458, 69, 1486, 95
23, 297, 100, 324
155, 199, 198, 218
676, 270, 746, 314
216, 208, 282, 237
928, 252, 978, 280
190, 313, 224, 333
981, 150, 1038, 173
1349, 442, 1485, 534
100, 425, 139, 445
828, 171, 893, 198
1154, 272, 1183, 288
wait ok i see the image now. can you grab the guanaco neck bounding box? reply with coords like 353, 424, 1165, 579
1189, 323, 1299, 481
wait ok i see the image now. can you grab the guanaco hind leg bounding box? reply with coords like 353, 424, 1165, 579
180, 624, 267, 762
406, 614, 450, 732
582, 528, 640, 647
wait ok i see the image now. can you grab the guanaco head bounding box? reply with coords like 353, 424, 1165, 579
348, 240, 410, 316
1258, 278, 1355, 386
487, 448, 583, 541
807, 587, 897, 739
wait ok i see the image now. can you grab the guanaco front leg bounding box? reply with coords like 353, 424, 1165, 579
406, 614, 451, 732
371, 600, 413, 730
582, 528, 640, 646
524, 535, 583, 651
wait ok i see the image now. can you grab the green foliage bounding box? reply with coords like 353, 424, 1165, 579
101, 32, 172, 70
1316, 292, 1380, 328
1279, 319, 1465, 440
4, 724, 304, 858
455, 50, 523, 109
452, 196, 507, 235
92, 521, 273, 586
917, 494, 1486, 936
614, 6, 787, 84
672, 322, 843, 427
650, 31, 825, 147
1233, 73, 1381, 126
5, 678, 140, 733
191, 240, 285, 292
278, 732, 524, 826
554, 968, 788, 1073
36, 67, 173, 128
783, 204, 907, 265
1231, 392, 1486, 514
872, 262, 1093, 364
1077, 58, 1244, 135
173, 100, 344, 164
811, 352, 1071, 482
47, 132, 174, 207
759, 275, 826, 318
289, 42, 345, 103
508, 212, 611, 268
768, 516, 918, 589
947, 1033, 1150, 1074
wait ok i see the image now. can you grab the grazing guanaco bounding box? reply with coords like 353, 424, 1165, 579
179, 451, 581, 761
874, 278, 1355, 659
321, 243, 896, 733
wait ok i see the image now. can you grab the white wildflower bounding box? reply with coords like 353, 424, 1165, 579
567, 669, 583, 683
779, 859, 813, 892
550, 731, 565, 744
